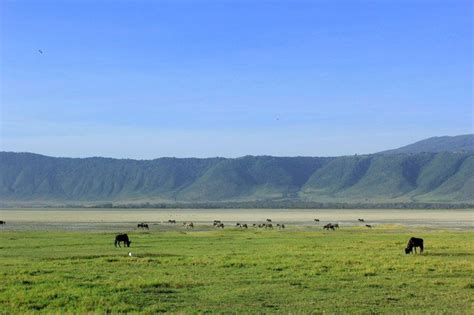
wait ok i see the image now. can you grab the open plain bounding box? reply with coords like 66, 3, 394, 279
0, 209, 473, 313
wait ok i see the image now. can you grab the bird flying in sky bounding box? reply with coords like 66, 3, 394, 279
38, 49, 43, 54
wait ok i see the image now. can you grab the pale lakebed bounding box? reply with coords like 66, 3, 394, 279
0, 208, 472, 231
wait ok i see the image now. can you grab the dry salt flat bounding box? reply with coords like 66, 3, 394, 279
1, 208, 472, 231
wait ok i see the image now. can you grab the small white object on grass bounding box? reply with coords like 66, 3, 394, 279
128, 252, 132, 257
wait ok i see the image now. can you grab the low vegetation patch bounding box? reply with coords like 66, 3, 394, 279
0, 227, 472, 313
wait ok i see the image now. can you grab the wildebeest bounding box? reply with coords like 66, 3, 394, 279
183, 222, 194, 229
137, 223, 149, 230
236, 222, 241, 227
314, 219, 320, 222
0, 220, 5, 225
215, 223, 224, 229
333, 223, 339, 229
405, 237, 424, 254
365, 224, 372, 228
168, 220, 176, 224
265, 223, 273, 229
323, 223, 335, 230
252, 223, 257, 227
277, 223, 285, 229
115, 234, 131, 247
358, 218, 365, 222
242, 223, 248, 229
266, 219, 272, 222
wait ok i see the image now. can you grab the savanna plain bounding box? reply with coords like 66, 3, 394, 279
0, 209, 473, 314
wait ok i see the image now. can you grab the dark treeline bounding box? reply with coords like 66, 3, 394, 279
81, 200, 474, 209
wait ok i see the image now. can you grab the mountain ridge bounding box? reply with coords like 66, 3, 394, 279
1, 151, 472, 205
378, 134, 474, 154
1, 135, 473, 205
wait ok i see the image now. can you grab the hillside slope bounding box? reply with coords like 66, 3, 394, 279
1, 151, 472, 204
379, 134, 474, 154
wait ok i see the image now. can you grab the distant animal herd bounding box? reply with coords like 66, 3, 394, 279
106, 217, 424, 255
0, 218, 423, 255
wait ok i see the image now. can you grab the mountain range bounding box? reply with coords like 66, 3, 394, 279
1, 135, 473, 205
378, 134, 473, 154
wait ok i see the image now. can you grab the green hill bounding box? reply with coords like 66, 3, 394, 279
378, 134, 474, 154
0, 151, 472, 205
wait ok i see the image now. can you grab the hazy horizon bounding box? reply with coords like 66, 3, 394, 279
0, 133, 472, 160
1, 1, 472, 159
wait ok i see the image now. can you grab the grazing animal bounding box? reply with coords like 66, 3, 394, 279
266, 219, 272, 222
405, 237, 424, 254
115, 234, 131, 247
183, 222, 194, 229
252, 223, 257, 227
265, 223, 273, 229
333, 223, 339, 229
365, 224, 372, 228
216, 223, 224, 229
358, 218, 365, 222
0, 220, 5, 225
242, 224, 248, 229
236, 222, 241, 227
323, 223, 335, 230
314, 219, 320, 222
168, 220, 176, 224
137, 223, 149, 230
277, 224, 285, 229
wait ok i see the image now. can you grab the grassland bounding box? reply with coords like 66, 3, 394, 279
1, 226, 473, 314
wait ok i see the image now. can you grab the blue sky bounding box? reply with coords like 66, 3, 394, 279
1, 0, 472, 158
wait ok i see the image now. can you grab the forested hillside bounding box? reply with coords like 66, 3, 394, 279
1, 151, 472, 204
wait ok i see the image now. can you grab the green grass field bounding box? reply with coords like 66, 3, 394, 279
1, 226, 472, 314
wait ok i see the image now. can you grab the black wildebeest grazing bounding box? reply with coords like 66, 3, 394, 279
168, 220, 176, 224
265, 223, 273, 229
323, 223, 335, 230
314, 219, 320, 222
115, 234, 131, 247
183, 222, 194, 229
137, 223, 149, 230
0, 220, 5, 225
405, 237, 424, 254
277, 223, 285, 229
236, 222, 241, 228
333, 223, 339, 229
358, 218, 365, 222
365, 224, 372, 228
242, 223, 248, 229
216, 223, 224, 229
266, 219, 272, 222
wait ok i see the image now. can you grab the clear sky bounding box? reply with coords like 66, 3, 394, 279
1, 0, 472, 159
